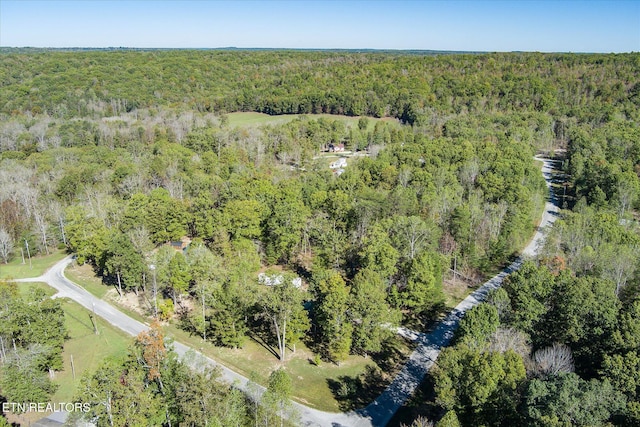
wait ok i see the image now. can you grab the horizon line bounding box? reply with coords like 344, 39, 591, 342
1, 46, 634, 55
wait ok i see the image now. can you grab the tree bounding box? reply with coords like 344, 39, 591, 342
186, 243, 223, 341
74, 356, 164, 427
0, 227, 13, 263
174, 366, 225, 426
0, 344, 58, 404
533, 343, 575, 378
313, 270, 353, 364
349, 268, 400, 355
64, 205, 109, 265
145, 188, 189, 244
102, 231, 145, 296
391, 215, 439, 261
134, 321, 167, 387
502, 261, 555, 335
265, 183, 310, 263
167, 252, 191, 307
601, 351, 640, 399
455, 303, 499, 347
259, 278, 308, 361
221, 199, 266, 240
262, 369, 294, 427
433, 346, 526, 425
207, 284, 249, 349
358, 221, 399, 280
399, 251, 445, 317
600, 243, 639, 297
525, 373, 625, 426
436, 411, 460, 427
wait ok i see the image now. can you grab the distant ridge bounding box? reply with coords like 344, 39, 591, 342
0, 46, 485, 55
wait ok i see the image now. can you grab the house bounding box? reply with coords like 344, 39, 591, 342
328, 143, 345, 152
169, 236, 191, 252
258, 273, 303, 288
330, 158, 347, 169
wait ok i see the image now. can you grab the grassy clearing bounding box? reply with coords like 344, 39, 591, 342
50, 297, 131, 402
17, 281, 57, 298
227, 112, 392, 131
0, 249, 67, 279
65, 263, 111, 299
165, 325, 391, 412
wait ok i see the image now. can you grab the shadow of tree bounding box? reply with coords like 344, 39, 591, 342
327, 337, 412, 411
328, 365, 385, 411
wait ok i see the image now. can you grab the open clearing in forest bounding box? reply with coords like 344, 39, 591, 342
227, 111, 396, 131
0, 249, 67, 279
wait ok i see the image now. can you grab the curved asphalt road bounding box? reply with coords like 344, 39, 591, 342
17, 156, 560, 427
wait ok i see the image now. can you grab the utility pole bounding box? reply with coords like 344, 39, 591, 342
70, 354, 76, 379
24, 239, 32, 269
59, 217, 67, 246
90, 302, 99, 335
150, 264, 158, 319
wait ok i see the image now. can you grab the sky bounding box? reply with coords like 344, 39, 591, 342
1, 0, 638, 53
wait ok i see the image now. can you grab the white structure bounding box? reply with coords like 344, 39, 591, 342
258, 273, 302, 288
330, 158, 347, 169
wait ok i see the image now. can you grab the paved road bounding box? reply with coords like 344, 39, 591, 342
17, 156, 560, 427
345, 156, 561, 426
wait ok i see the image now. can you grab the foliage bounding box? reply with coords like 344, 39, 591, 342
525, 373, 626, 426
2, 49, 639, 425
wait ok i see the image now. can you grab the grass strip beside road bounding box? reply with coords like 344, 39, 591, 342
0, 249, 67, 279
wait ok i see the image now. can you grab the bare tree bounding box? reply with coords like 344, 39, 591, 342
401, 416, 434, 427
32, 204, 51, 255
391, 215, 437, 260
533, 342, 574, 377
29, 116, 51, 149
601, 243, 639, 297
0, 227, 13, 263
488, 328, 531, 360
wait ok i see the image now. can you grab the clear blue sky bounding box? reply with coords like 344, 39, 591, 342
1, 0, 638, 52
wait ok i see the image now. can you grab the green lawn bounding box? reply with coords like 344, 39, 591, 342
0, 249, 67, 279
17, 281, 57, 298
50, 297, 131, 402
65, 263, 111, 299
166, 325, 386, 412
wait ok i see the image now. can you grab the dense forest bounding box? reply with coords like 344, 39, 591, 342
0, 49, 639, 426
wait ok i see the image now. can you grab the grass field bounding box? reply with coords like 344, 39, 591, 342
51, 297, 131, 402
227, 111, 394, 132
66, 263, 111, 299
17, 281, 57, 298
0, 249, 67, 279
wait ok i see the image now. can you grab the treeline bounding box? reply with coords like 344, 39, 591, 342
70, 322, 296, 427
0, 282, 67, 407
1, 51, 638, 124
